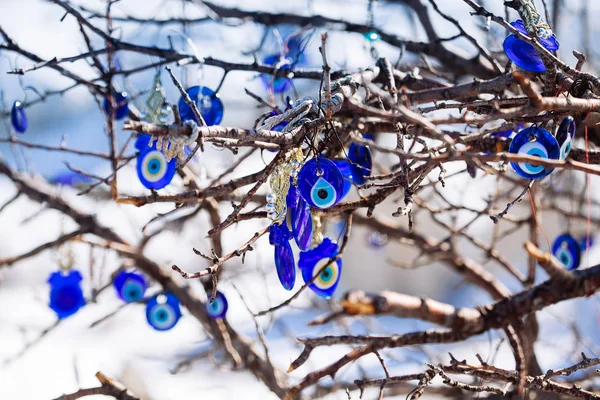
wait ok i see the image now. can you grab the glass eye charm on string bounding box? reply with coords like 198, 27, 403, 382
137, 142, 177, 190
552, 234, 581, 271
508, 126, 560, 179
178, 86, 224, 126
206, 291, 229, 319
297, 158, 345, 209
503, 19, 559, 73
298, 238, 342, 298
556, 116, 576, 160
146, 292, 182, 331
10, 101, 28, 134
347, 143, 373, 185
113, 271, 147, 303
48, 242, 84, 319
103, 91, 129, 120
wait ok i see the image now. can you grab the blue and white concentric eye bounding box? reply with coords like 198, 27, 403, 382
113, 271, 146, 303
297, 158, 345, 210
556, 116, 576, 160
146, 293, 182, 331
136, 149, 177, 190
206, 291, 228, 319
298, 238, 342, 298
509, 127, 560, 180
552, 234, 581, 271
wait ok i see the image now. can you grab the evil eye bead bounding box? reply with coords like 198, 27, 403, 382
503, 20, 559, 73
146, 293, 182, 331
270, 223, 295, 290
206, 291, 228, 319
347, 143, 372, 185
286, 184, 313, 251
509, 127, 560, 180
260, 54, 293, 94
113, 271, 147, 303
552, 234, 581, 271
299, 238, 342, 299
364, 30, 381, 42
178, 86, 224, 126
297, 158, 345, 209
137, 149, 177, 190
10, 101, 27, 133
333, 160, 354, 199
103, 92, 129, 120
556, 116, 576, 160
48, 270, 85, 319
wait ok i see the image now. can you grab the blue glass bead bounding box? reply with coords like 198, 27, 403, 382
580, 234, 594, 251
333, 160, 354, 199
10, 101, 27, 133
369, 231, 388, 248
286, 184, 313, 251
136, 142, 177, 190
503, 20, 559, 73
363, 133, 375, 141
113, 271, 147, 303
509, 127, 560, 179
48, 270, 85, 319
103, 92, 129, 120
135, 133, 152, 151
48, 171, 93, 187
260, 54, 293, 94
298, 238, 342, 299
178, 86, 224, 126
492, 124, 523, 139
466, 162, 477, 178
146, 293, 182, 331
552, 234, 581, 271
364, 30, 381, 42
347, 143, 372, 185
270, 223, 295, 290
206, 291, 228, 319
556, 116, 576, 160
297, 158, 345, 209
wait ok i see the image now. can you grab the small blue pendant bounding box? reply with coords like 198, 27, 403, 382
347, 143, 372, 185
297, 158, 345, 209
10, 101, 27, 133
286, 184, 313, 251
114, 271, 147, 303
332, 160, 354, 199
298, 238, 342, 299
260, 54, 293, 94
103, 92, 129, 120
503, 20, 559, 73
509, 127, 560, 179
556, 116, 576, 160
269, 223, 296, 290
136, 140, 177, 190
146, 293, 182, 331
580, 234, 594, 251
206, 290, 229, 319
178, 86, 224, 126
364, 30, 381, 42
552, 234, 581, 271
48, 270, 85, 319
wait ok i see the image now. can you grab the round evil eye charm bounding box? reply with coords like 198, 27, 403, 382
556, 116, 576, 160
347, 143, 372, 185
10, 101, 27, 133
136, 145, 177, 190
48, 270, 85, 319
206, 291, 228, 319
509, 127, 560, 180
260, 54, 293, 94
103, 91, 129, 120
503, 20, 559, 73
178, 86, 224, 126
113, 271, 147, 303
286, 184, 313, 251
333, 160, 354, 199
552, 234, 581, 271
299, 238, 342, 299
269, 223, 296, 290
297, 158, 345, 209
146, 293, 182, 331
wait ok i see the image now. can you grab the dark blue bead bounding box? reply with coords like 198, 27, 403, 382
136, 141, 177, 190
113, 271, 147, 303
48, 270, 85, 319
503, 20, 559, 73
260, 54, 293, 94
298, 238, 342, 299
556, 116, 576, 160
48, 171, 93, 187
135, 134, 152, 151
333, 160, 354, 199
103, 92, 129, 120
297, 158, 345, 209
10, 101, 27, 133
146, 293, 182, 331
347, 143, 372, 185
552, 234, 581, 271
580, 234, 594, 251
270, 223, 296, 290
206, 291, 228, 319
509, 127, 560, 179
286, 184, 313, 251
178, 86, 224, 126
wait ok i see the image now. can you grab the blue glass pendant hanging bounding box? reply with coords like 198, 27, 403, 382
146, 293, 182, 331
509, 127, 560, 179
298, 238, 342, 299
297, 158, 345, 209
206, 291, 228, 319
364, 30, 381, 42
556, 116, 576, 160
103, 91, 129, 120
113, 271, 147, 303
332, 160, 354, 199
178, 86, 224, 126
269, 223, 295, 290
286, 183, 313, 251
48, 270, 85, 319
580, 234, 594, 251
503, 20, 559, 73
552, 234, 581, 270
10, 101, 27, 133
260, 54, 293, 94
136, 139, 177, 190
347, 143, 372, 185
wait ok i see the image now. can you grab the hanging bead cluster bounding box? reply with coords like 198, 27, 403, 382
267, 148, 303, 222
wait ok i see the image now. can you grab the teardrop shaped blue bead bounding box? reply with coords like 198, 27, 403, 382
274, 238, 295, 290
10, 101, 27, 133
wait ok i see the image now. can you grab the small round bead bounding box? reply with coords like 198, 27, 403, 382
291, 160, 300, 170
290, 170, 298, 178
266, 193, 277, 203
268, 211, 278, 220
266, 203, 276, 212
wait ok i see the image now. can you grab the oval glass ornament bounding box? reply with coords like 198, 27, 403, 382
48, 270, 85, 319
286, 184, 313, 251
260, 54, 293, 94
206, 291, 229, 319
556, 116, 576, 160
552, 234, 581, 271
509, 127, 560, 179
136, 146, 177, 190
297, 158, 345, 209
146, 293, 182, 331
178, 86, 224, 126
299, 238, 342, 299
333, 160, 354, 199
10, 101, 27, 133
347, 143, 372, 185
503, 20, 559, 73
113, 271, 147, 303
269, 223, 296, 290
103, 92, 129, 120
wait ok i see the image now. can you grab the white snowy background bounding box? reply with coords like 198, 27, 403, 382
1, 0, 600, 399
